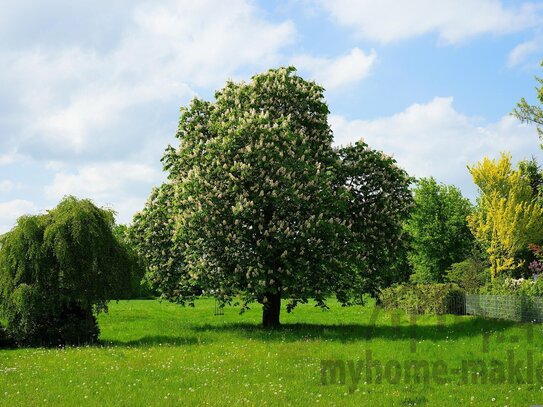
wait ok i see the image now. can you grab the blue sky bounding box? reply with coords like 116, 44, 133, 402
1, 0, 543, 232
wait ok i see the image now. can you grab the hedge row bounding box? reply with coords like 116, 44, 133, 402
379, 283, 465, 315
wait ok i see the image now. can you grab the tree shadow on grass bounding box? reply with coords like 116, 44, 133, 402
0, 336, 202, 350
100, 335, 202, 348
191, 316, 518, 343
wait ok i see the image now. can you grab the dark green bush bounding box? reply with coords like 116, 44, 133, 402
379, 283, 465, 315
5, 287, 99, 347
113, 224, 156, 299
0, 323, 12, 348
445, 256, 489, 293
0, 197, 136, 347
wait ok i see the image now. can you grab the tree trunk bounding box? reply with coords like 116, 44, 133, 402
262, 292, 281, 328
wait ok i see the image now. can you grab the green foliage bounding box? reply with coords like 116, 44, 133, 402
406, 178, 474, 283
379, 283, 464, 315
467, 153, 543, 278
129, 183, 191, 301
336, 142, 414, 296
0, 196, 135, 346
113, 224, 155, 299
512, 61, 543, 144
480, 275, 543, 297
131, 67, 413, 325
518, 158, 543, 200
445, 253, 489, 293
0, 323, 12, 348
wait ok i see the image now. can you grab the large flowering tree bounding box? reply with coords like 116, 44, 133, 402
132, 67, 413, 327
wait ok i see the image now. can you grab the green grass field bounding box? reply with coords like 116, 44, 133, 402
1, 298, 543, 406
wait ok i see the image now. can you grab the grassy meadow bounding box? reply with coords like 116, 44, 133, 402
1, 298, 543, 406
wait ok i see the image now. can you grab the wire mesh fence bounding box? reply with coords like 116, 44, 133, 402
464, 294, 543, 323
447, 292, 466, 315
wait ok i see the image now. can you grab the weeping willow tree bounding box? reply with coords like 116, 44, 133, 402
0, 196, 136, 346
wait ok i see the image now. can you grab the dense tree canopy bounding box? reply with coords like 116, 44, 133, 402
0, 197, 135, 345
468, 154, 543, 278
336, 142, 413, 294
132, 67, 413, 326
406, 177, 474, 283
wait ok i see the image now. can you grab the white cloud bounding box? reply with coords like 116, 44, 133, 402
317, 0, 541, 44
45, 162, 162, 201
0, 199, 36, 233
0, 160, 161, 232
330, 97, 542, 199
113, 196, 155, 226
34, 80, 193, 152
1, 0, 296, 156
292, 47, 376, 90
0, 0, 301, 230
129, 1, 295, 87
43, 161, 164, 226
0, 180, 14, 193
0, 152, 23, 166
508, 36, 543, 67
0, 155, 15, 166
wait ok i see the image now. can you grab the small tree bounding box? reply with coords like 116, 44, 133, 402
132, 67, 413, 327
445, 251, 489, 293
406, 178, 474, 283
468, 154, 543, 278
0, 196, 135, 346
518, 158, 543, 201
512, 61, 543, 144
